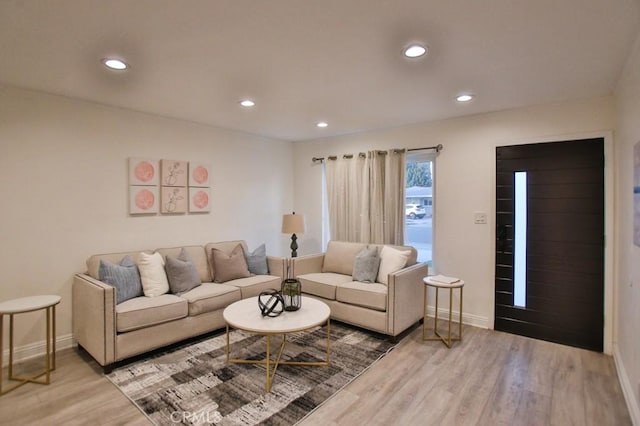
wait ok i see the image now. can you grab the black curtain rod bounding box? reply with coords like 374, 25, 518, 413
312, 144, 443, 163
408, 144, 443, 152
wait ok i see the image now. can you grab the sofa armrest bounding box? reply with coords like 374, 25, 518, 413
267, 256, 286, 279
291, 254, 325, 276
386, 262, 428, 336
72, 273, 116, 366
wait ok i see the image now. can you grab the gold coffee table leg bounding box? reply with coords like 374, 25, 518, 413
225, 325, 230, 362
226, 320, 331, 393
265, 335, 271, 392
326, 319, 331, 363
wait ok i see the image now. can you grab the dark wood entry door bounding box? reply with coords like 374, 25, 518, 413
495, 138, 604, 352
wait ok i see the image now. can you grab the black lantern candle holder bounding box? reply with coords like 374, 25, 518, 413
281, 278, 302, 311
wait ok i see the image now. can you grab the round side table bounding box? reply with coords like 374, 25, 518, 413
422, 277, 464, 348
0, 295, 61, 396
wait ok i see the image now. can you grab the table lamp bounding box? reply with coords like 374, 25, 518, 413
282, 212, 305, 258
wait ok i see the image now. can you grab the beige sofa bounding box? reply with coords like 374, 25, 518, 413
291, 241, 428, 338
72, 241, 285, 370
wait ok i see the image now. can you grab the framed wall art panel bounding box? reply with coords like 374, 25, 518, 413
129, 186, 159, 214
161, 159, 188, 187
189, 162, 211, 187
129, 158, 159, 186
161, 187, 188, 214
189, 187, 211, 213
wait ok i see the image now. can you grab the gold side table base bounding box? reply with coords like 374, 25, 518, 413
422, 279, 464, 348
225, 319, 331, 392
1, 303, 58, 396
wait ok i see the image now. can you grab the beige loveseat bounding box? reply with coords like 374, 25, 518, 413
291, 241, 428, 338
72, 241, 284, 370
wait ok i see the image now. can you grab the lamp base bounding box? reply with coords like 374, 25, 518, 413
290, 233, 298, 258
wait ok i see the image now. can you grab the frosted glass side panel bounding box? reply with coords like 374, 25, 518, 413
514, 172, 527, 308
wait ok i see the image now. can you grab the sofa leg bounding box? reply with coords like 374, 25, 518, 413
389, 335, 398, 344
103, 364, 114, 375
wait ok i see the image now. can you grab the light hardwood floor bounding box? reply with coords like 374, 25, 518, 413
0, 323, 631, 426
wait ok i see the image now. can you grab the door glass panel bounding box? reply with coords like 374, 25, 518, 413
514, 171, 527, 308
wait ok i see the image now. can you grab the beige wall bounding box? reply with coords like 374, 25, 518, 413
614, 31, 640, 421
293, 96, 615, 330
0, 85, 293, 355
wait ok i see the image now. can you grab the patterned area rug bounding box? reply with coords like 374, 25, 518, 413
107, 322, 396, 425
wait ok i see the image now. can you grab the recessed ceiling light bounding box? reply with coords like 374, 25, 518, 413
317, 121, 328, 128
101, 58, 128, 70
456, 94, 475, 102
403, 43, 428, 58
240, 99, 255, 107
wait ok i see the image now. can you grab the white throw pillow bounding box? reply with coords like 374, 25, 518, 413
376, 246, 411, 285
137, 252, 170, 297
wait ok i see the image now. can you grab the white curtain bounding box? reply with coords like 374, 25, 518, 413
326, 150, 405, 244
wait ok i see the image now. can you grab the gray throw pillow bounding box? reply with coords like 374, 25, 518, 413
165, 248, 202, 295
245, 243, 268, 275
352, 246, 381, 283
99, 255, 143, 304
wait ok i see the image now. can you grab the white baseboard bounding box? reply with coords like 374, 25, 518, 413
424, 306, 489, 329
1, 333, 74, 368
614, 344, 640, 425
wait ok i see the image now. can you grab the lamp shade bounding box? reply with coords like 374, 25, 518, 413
282, 213, 305, 234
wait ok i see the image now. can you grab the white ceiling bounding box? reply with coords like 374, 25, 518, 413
1, 0, 639, 141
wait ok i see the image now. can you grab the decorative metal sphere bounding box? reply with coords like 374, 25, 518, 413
258, 290, 284, 317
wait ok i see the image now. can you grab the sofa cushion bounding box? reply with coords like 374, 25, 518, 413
98, 255, 143, 304
212, 244, 251, 283
336, 281, 387, 311
179, 283, 241, 316
322, 241, 367, 275
156, 246, 210, 283
298, 272, 353, 300
137, 252, 170, 297
244, 243, 268, 275
115, 294, 187, 333
165, 248, 201, 295
352, 246, 380, 283
377, 246, 411, 285
225, 275, 281, 299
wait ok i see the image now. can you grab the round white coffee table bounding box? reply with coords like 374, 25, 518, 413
223, 296, 331, 392
0, 295, 61, 396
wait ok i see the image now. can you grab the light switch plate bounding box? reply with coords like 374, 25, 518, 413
474, 212, 487, 224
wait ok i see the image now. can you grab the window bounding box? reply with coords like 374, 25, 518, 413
405, 151, 435, 266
